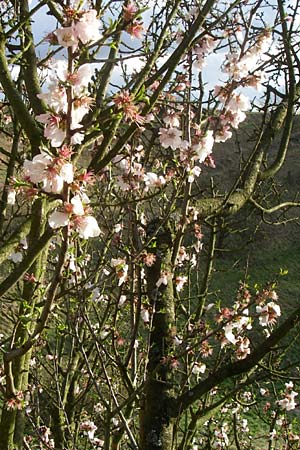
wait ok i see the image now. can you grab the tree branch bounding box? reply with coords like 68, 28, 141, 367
173, 307, 300, 415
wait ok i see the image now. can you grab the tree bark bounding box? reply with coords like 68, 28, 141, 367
0, 199, 46, 449
140, 222, 176, 450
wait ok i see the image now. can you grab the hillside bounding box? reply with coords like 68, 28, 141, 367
199, 113, 300, 315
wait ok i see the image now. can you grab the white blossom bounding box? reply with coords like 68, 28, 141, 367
7, 188, 16, 205
80, 420, 97, 440
256, 302, 281, 326
175, 275, 188, 292
74, 10, 101, 44
71, 195, 85, 216
192, 362, 206, 375
60, 163, 74, 184
48, 211, 69, 229
76, 216, 101, 239
156, 271, 169, 287
159, 127, 183, 150
192, 130, 214, 163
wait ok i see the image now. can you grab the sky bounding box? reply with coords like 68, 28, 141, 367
27, 1, 230, 93
26, 0, 298, 103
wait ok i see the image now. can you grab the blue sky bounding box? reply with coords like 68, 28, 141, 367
26, 1, 287, 103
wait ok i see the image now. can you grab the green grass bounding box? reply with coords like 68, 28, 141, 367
208, 231, 300, 316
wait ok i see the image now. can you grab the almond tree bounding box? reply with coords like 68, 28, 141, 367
0, 1, 300, 449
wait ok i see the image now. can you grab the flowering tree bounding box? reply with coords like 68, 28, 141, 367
0, 0, 300, 449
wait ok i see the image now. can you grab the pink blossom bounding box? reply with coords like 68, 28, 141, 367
169, 357, 180, 369
188, 166, 201, 183
143, 253, 156, 267
163, 111, 180, 128
123, 3, 138, 22
236, 336, 251, 360
245, 71, 266, 90
92, 438, 104, 448
222, 323, 237, 346
141, 308, 150, 323
196, 35, 216, 53
227, 93, 250, 112
278, 390, 298, 411
75, 10, 101, 44
214, 127, 232, 142
113, 90, 144, 124
144, 172, 166, 189
23, 152, 52, 184
200, 340, 213, 358
204, 154, 216, 168
77, 170, 95, 185
126, 21, 144, 39
38, 86, 67, 113
7, 188, 16, 205
55, 27, 78, 48
123, 104, 144, 124
72, 100, 91, 125
149, 80, 160, 91
176, 246, 188, 266
159, 127, 182, 150
23, 153, 74, 194
111, 258, 128, 286
59, 162, 74, 184
228, 110, 246, 129
6, 397, 23, 411
44, 170, 64, 193
71, 195, 85, 216
113, 90, 133, 107
68, 64, 94, 94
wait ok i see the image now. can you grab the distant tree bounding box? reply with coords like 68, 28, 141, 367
0, 1, 300, 449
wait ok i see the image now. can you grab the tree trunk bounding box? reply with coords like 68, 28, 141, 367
0, 409, 17, 450
0, 199, 45, 449
140, 222, 176, 450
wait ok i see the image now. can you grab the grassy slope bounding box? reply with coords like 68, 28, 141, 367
200, 112, 300, 312
197, 113, 300, 449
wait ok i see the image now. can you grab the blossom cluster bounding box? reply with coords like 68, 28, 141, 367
256, 289, 281, 328
214, 285, 283, 360
123, 2, 144, 39
54, 8, 101, 48
15, 5, 102, 239
193, 34, 217, 70
113, 146, 166, 192
37, 61, 95, 147
211, 30, 271, 141
277, 381, 298, 411
157, 29, 272, 186
222, 30, 271, 84
23, 151, 73, 194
